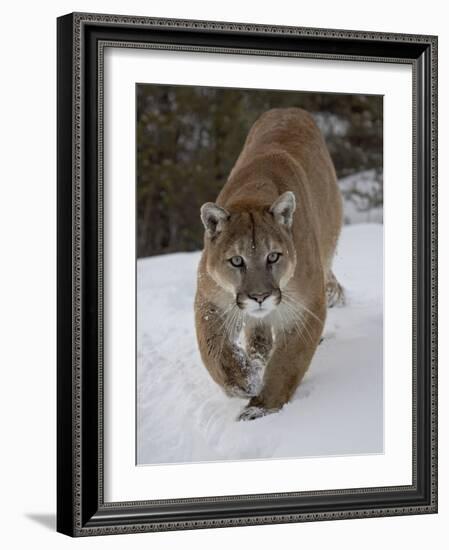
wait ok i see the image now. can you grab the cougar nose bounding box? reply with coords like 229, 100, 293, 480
248, 292, 271, 304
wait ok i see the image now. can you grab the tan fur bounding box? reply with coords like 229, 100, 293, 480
195, 108, 344, 420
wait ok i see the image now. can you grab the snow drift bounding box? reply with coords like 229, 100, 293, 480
137, 224, 383, 465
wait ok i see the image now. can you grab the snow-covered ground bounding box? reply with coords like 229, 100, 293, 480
137, 224, 383, 465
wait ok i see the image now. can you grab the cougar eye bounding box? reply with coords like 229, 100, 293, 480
229, 255, 244, 267
267, 252, 281, 264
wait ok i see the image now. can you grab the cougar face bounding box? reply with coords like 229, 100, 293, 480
200, 192, 297, 318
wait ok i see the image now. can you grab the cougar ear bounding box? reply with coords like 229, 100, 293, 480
200, 202, 230, 237
269, 191, 296, 228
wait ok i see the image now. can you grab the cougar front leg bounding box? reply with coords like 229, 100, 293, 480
242, 323, 273, 397
238, 304, 325, 421
196, 301, 263, 398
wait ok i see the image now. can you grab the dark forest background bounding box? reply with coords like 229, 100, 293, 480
137, 84, 383, 258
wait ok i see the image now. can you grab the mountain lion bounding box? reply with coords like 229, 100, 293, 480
194, 108, 344, 421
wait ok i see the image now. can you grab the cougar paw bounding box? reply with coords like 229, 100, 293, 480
237, 405, 277, 422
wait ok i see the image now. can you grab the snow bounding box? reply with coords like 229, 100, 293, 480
339, 170, 383, 224
137, 224, 383, 465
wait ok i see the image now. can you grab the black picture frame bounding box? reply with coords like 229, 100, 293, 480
57, 12, 438, 537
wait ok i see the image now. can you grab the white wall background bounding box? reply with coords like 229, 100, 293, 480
0, 0, 446, 547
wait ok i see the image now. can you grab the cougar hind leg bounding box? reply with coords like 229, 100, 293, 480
326, 270, 345, 308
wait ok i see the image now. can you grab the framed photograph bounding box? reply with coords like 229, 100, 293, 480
57, 12, 438, 536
